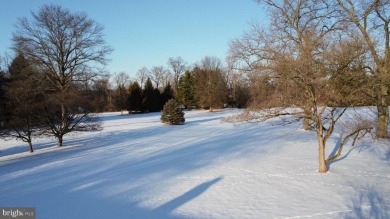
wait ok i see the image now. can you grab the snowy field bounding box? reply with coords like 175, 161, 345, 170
0, 109, 389, 219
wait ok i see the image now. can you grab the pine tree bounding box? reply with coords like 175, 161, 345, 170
161, 99, 185, 125
161, 83, 174, 107
1, 53, 44, 152
0, 70, 7, 128
127, 81, 142, 113
113, 84, 128, 115
151, 88, 161, 112
177, 70, 196, 108
142, 78, 155, 113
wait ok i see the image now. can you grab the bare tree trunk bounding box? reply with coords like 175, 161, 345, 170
59, 103, 66, 147
377, 105, 389, 138
303, 105, 311, 130
58, 135, 63, 147
317, 136, 328, 173
28, 141, 34, 153
374, 85, 389, 139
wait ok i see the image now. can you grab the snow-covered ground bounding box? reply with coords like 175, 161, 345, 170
0, 109, 389, 219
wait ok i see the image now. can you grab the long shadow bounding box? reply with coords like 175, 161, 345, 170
0, 110, 230, 158
0, 112, 162, 157
185, 117, 223, 126
327, 134, 343, 160
153, 177, 223, 218
325, 134, 348, 170
99, 111, 161, 122
327, 146, 363, 170
0, 111, 284, 218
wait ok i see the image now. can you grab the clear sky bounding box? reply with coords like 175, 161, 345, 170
0, 0, 267, 77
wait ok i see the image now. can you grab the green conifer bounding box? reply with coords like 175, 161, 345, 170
161, 99, 185, 125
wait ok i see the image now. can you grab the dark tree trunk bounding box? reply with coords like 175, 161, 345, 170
28, 141, 34, 153
58, 135, 63, 147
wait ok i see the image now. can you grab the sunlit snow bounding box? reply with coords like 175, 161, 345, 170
1, 109, 389, 218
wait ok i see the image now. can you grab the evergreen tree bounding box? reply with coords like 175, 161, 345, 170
177, 70, 196, 108
113, 84, 128, 115
161, 83, 174, 107
161, 99, 185, 125
142, 78, 155, 113
1, 53, 44, 152
0, 70, 7, 128
127, 81, 142, 113
151, 88, 162, 112
193, 67, 227, 111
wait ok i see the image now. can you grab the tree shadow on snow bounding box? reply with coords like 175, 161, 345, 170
152, 177, 223, 218
0, 110, 285, 218
326, 145, 363, 170
326, 134, 374, 170
345, 185, 390, 219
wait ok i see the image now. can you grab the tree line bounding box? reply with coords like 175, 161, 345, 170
0, 4, 250, 153
0, 52, 250, 152
1, 1, 389, 173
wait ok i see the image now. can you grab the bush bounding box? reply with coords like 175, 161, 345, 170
161, 99, 185, 125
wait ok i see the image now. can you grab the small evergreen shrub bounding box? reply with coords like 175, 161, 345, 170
161, 99, 185, 125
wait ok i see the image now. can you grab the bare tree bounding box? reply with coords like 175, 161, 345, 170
113, 72, 131, 88
149, 65, 169, 89
199, 56, 223, 71
39, 86, 102, 146
229, 35, 373, 173
228, 0, 374, 173
136, 67, 148, 88
91, 77, 114, 112
224, 68, 251, 108
12, 4, 112, 146
336, 0, 390, 138
168, 57, 187, 93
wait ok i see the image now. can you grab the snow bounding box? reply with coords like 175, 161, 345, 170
0, 109, 389, 219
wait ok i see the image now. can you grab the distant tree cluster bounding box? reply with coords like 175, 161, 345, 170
126, 78, 174, 113
0, 5, 254, 135
116, 56, 251, 114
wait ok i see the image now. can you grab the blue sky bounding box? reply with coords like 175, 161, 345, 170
1, 0, 266, 77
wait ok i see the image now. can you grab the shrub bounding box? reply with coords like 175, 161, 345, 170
161, 99, 185, 125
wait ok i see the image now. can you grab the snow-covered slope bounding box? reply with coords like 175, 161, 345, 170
0, 109, 389, 218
